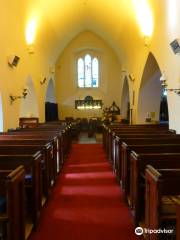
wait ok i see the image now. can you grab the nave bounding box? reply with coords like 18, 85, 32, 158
29, 143, 139, 240
2, 1, 180, 239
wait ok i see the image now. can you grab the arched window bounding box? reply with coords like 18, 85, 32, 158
77, 54, 99, 88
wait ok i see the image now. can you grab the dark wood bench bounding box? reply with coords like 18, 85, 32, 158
104, 124, 173, 161
38, 124, 72, 155
19, 117, 39, 128
110, 130, 174, 162
0, 152, 42, 228
111, 134, 180, 183
4, 122, 72, 173
0, 166, 25, 240
0, 125, 71, 181
111, 132, 177, 168
102, 123, 169, 147
0, 135, 59, 181
0, 144, 52, 198
145, 165, 180, 240
3, 130, 64, 172
130, 152, 180, 225
121, 143, 180, 198
115, 136, 180, 182
15, 124, 71, 162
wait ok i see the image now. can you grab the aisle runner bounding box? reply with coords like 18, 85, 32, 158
30, 144, 139, 240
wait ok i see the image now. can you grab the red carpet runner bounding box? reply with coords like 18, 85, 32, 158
30, 144, 140, 240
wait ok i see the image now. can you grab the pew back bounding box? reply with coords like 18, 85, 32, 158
0, 166, 25, 240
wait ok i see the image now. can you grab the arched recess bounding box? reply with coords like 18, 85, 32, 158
45, 79, 58, 121
137, 52, 168, 123
45, 79, 56, 103
20, 76, 39, 117
121, 76, 130, 122
0, 93, 4, 131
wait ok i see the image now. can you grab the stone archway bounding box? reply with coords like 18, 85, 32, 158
121, 76, 130, 123
45, 79, 56, 103
45, 79, 58, 121
137, 52, 168, 124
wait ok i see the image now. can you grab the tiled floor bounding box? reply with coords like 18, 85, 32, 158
76, 132, 102, 144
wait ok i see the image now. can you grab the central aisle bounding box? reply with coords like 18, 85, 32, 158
30, 144, 139, 240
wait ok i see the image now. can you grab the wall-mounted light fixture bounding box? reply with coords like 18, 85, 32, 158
8, 55, 20, 67
25, 18, 37, 54
9, 88, 28, 105
40, 77, 47, 85
160, 72, 180, 95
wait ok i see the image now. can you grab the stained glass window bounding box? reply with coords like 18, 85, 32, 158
77, 54, 99, 88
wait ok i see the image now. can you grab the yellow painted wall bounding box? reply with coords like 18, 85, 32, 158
56, 31, 122, 119
0, 0, 57, 130
123, 0, 180, 131
1, 0, 180, 132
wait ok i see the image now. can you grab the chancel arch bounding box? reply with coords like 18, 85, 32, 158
137, 52, 168, 124
19, 76, 39, 118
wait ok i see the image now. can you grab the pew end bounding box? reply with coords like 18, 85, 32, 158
0, 165, 26, 240
145, 165, 180, 240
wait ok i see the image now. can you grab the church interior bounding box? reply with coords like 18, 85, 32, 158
0, 0, 180, 239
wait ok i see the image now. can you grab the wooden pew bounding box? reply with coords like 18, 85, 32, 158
16, 124, 71, 161
121, 143, 180, 198
119, 137, 180, 175
38, 124, 72, 156
0, 144, 51, 199
111, 132, 177, 169
102, 122, 169, 148
130, 152, 180, 225
0, 145, 51, 198
104, 124, 173, 161
4, 130, 63, 171
19, 117, 39, 128
0, 152, 42, 228
4, 122, 72, 174
145, 165, 180, 240
115, 136, 180, 182
0, 124, 71, 180
109, 129, 174, 163
0, 135, 59, 180
0, 166, 25, 240
113, 134, 180, 183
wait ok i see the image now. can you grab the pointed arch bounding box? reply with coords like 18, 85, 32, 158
45, 79, 56, 103
20, 76, 39, 117
45, 79, 58, 121
137, 52, 168, 123
0, 93, 3, 131
121, 76, 130, 122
